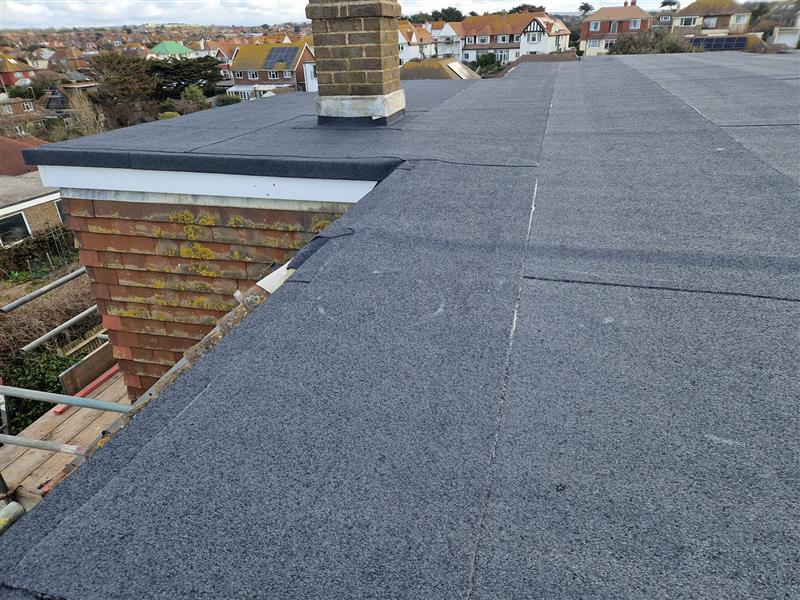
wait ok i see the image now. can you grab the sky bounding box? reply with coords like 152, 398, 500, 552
1, 0, 669, 30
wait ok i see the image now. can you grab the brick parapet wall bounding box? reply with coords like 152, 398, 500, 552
63, 197, 342, 399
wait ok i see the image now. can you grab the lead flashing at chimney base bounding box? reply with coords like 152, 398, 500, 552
307, 0, 406, 125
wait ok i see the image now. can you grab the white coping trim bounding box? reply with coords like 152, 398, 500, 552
38, 165, 376, 205
0, 191, 61, 218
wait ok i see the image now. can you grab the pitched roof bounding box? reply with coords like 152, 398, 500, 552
149, 41, 193, 55
675, 0, 749, 16
0, 135, 47, 176
397, 20, 418, 44
230, 43, 307, 72
414, 25, 435, 45
535, 14, 571, 35
0, 53, 34, 73
460, 12, 539, 36
586, 5, 652, 21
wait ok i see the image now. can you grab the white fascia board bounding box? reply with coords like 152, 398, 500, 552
0, 191, 61, 218
38, 165, 376, 205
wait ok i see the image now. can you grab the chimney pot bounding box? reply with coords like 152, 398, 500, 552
306, 0, 406, 125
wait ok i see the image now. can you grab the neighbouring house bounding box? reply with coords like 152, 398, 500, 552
766, 9, 800, 47
28, 47, 54, 70
214, 43, 240, 85
0, 137, 61, 245
47, 48, 90, 72
427, 21, 466, 58
460, 12, 571, 64
671, 0, 751, 36
147, 41, 195, 60
397, 21, 436, 64
0, 97, 53, 138
0, 54, 37, 91
651, 11, 676, 29
400, 58, 480, 80
122, 41, 150, 58
227, 43, 317, 100
186, 39, 218, 58
580, 1, 653, 56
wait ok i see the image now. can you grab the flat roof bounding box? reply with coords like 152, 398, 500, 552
4, 52, 800, 599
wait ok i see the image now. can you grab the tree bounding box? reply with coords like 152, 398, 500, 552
147, 56, 222, 99
510, 4, 546, 13
469, 11, 478, 16
89, 52, 158, 127
67, 91, 105, 137
749, 2, 771, 23
660, 0, 678, 7
477, 52, 497, 67
579, 2, 595, 15
404, 12, 432, 23
432, 7, 465, 21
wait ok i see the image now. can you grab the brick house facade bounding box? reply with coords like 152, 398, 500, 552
580, 2, 653, 56
228, 43, 315, 100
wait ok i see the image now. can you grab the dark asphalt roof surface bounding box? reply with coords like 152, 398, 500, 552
5, 52, 800, 599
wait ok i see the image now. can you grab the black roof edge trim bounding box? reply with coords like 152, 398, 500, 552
21, 147, 404, 183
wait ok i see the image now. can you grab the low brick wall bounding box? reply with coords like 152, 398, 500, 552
63, 197, 341, 399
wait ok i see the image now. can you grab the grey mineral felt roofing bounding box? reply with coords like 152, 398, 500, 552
5, 52, 800, 599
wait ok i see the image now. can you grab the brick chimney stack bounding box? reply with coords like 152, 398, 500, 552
306, 0, 406, 125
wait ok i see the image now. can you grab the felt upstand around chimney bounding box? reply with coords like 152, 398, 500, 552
307, 0, 406, 124
62, 197, 343, 400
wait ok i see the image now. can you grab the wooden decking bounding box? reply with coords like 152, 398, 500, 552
0, 370, 129, 509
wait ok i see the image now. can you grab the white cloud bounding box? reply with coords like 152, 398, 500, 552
1, 0, 666, 29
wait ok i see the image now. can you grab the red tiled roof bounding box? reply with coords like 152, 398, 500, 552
0, 135, 48, 176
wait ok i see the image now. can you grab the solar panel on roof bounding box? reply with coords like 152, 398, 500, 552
264, 47, 298, 69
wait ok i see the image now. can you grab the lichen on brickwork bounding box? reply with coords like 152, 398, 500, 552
169, 210, 195, 224
180, 243, 215, 260
183, 225, 202, 241
181, 263, 220, 278
197, 214, 217, 226
87, 224, 115, 235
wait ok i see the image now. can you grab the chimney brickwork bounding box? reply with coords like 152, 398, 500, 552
63, 197, 342, 400
306, 0, 406, 123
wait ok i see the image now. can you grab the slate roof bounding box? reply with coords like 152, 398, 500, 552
5, 52, 800, 599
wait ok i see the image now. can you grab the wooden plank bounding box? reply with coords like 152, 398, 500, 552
9, 374, 129, 494
0, 405, 80, 470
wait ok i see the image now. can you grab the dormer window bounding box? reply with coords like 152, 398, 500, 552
22, 102, 34, 112
733, 14, 748, 24
248, 71, 258, 79
466, 36, 475, 44
678, 17, 697, 26
477, 35, 490, 44
702, 16, 717, 27
497, 34, 509, 43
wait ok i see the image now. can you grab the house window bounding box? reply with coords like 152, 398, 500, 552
702, 17, 717, 27
22, 102, 34, 112
630, 19, 641, 29
0, 213, 30, 246
527, 32, 541, 43
248, 71, 258, 79
466, 36, 474, 44
283, 70, 292, 78
588, 39, 600, 48
14, 125, 26, 136
733, 14, 747, 24
610, 21, 619, 33
603, 39, 616, 49
477, 36, 490, 44
660, 15, 671, 22
0, 105, 11, 115
267, 71, 278, 80
514, 34, 521, 42
589, 21, 600, 31
678, 17, 697, 26
234, 71, 244, 78
497, 34, 509, 43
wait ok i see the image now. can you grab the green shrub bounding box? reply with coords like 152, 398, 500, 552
2, 353, 80, 434
158, 111, 180, 120
217, 94, 242, 106
610, 29, 694, 54
477, 52, 497, 67
0, 225, 76, 279
180, 84, 207, 105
